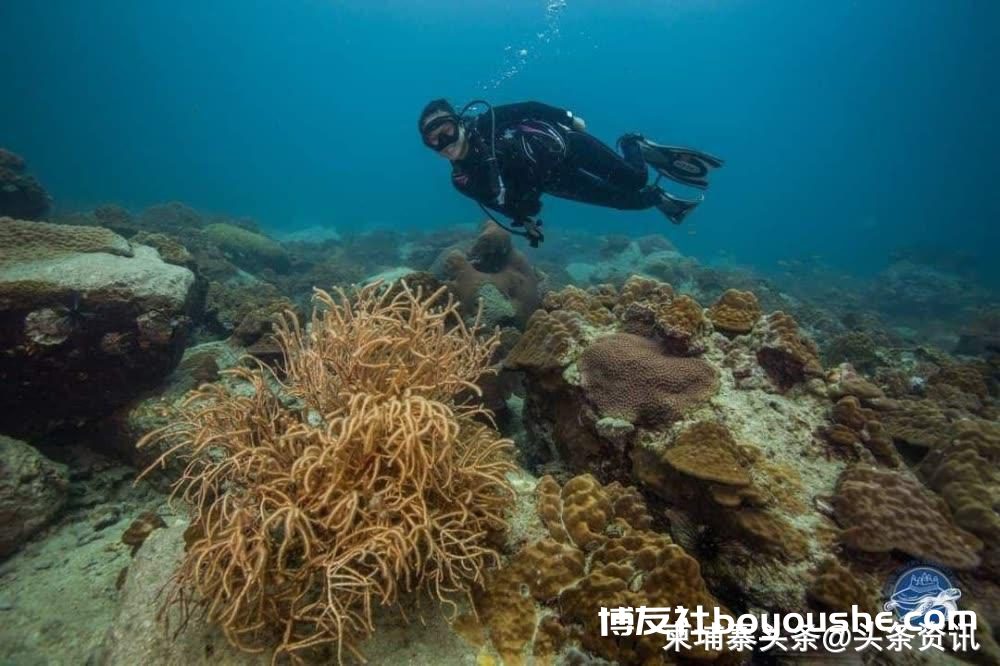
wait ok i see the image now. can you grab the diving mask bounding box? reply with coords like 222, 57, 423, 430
421, 114, 461, 151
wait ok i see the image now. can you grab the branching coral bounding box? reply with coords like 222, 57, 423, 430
138, 282, 515, 663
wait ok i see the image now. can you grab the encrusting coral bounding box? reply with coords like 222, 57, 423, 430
833, 465, 983, 570
137, 282, 516, 664
464, 474, 729, 665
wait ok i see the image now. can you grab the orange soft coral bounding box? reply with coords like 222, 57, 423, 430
138, 282, 515, 664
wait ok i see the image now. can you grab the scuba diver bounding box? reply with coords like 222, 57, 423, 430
419, 99, 723, 247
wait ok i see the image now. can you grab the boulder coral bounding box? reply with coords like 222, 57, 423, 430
579, 333, 718, 427
0, 218, 196, 436
435, 222, 542, 329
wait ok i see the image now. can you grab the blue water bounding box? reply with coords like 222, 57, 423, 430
1, 1, 997, 279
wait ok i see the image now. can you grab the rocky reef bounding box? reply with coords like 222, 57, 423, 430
0, 149, 50, 220
1, 190, 998, 666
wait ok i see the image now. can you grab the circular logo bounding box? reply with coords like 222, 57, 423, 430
884, 565, 962, 627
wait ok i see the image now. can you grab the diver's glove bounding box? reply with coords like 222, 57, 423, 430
513, 217, 545, 247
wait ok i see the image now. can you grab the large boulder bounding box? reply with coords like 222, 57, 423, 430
0, 149, 50, 220
0, 218, 197, 437
99, 522, 484, 665
0, 435, 69, 557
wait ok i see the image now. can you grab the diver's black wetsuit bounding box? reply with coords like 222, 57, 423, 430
450, 101, 660, 222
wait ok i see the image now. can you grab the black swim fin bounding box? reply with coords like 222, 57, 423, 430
653, 188, 702, 225
638, 139, 724, 190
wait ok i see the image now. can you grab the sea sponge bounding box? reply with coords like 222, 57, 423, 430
707, 289, 761, 335
754, 311, 824, 390
578, 333, 718, 426
833, 465, 983, 570
137, 282, 515, 663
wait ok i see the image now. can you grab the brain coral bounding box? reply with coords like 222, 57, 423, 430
579, 333, 718, 426
833, 465, 983, 570
708, 289, 762, 335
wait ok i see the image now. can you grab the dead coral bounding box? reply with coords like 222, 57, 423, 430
833, 465, 983, 570
137, 282, 515, 664
707, 289, 761, 335
579, 333, 718, 426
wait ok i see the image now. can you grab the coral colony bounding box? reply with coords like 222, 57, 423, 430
0, 149, 997, 664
